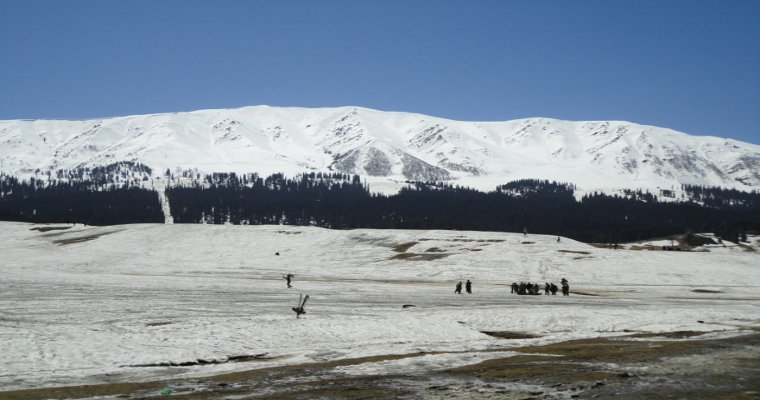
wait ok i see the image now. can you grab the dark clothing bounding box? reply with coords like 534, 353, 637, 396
455, 282, 463, 294
550, 283, 558, 295
465, 280, 472, 294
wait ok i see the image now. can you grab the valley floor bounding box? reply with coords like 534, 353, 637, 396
0, 222, 758, 398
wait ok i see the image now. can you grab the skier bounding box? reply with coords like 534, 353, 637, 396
292, 294, 309, 318
557, 236, 561, 243
465, 280, 472, 294
544, 282, 550, 295
284, 273, 294, 288
455, 281, 463, 294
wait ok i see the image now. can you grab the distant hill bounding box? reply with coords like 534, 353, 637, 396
1, 105, 759, 193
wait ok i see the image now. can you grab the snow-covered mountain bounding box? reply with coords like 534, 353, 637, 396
1, 105, 759, 193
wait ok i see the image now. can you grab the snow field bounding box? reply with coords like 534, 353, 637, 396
0, 222, 758, 390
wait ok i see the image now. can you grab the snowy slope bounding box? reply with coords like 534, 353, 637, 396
0, 222, 758, 390
1, 106, 759, 193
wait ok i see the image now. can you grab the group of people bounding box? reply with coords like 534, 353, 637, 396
454, 279, 473, 294
285, 268, 570, 319
511, 278, 570, 296
454, 277, 571, 296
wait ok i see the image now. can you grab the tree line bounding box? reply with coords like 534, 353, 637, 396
2, 166, 758, 243
167, 173, 760, 243
0, 162, 163, 225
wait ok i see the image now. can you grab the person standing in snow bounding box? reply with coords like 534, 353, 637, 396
284, 273, 294, 288
550, 283, 558, 295
455, 281, 463, 294
465, 280, 472, 294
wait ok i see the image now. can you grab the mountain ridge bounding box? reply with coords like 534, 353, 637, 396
1, 105, 759, 193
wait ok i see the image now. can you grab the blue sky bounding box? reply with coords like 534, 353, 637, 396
1, 0, 758, 144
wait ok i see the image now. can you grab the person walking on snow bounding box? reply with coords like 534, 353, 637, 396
465, 280, 472, 294
284, 273, 294, 288
455, 281, 463, 294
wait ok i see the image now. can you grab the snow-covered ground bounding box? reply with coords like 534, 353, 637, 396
0, 222, 758, 391
619, 233, 760, 253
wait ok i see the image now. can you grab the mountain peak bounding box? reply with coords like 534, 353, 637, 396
1, 105, 758, 192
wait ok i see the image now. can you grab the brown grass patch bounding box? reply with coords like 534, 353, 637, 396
53, 231, 118, 245
626, 331, 707, 339
425, 247, 445, 252
692, 289, 722, 293
392, 241, 418, 252
145, 321, 172, 327
481, 331, 541, 339
558, 249, 591, 255
31, 226, 72, 232
0, 382, 166, 400
5, 334, 759, 399
449, 333, 760, 393
391, 253, 449, 261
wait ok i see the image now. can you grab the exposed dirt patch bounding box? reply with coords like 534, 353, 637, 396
625, 330, 707, 339
450, 333, 760, 399
558, 249, 591, 255
692, 288, 723, 293
425, 247, 445, 252
392, 241, 418, 252
420, 238, 504, 243
521, 241, 535, 244
628, 245, 657, 250
0, 382, 166, 400
127, 353, 274, 368
391, 253, 450, 261
572, 290, 600, 296
3, 334, 758, 400
145, 321, 172, 327
30, 226, 72, 232
481, 331, 542, 339
53, 230, 119, 245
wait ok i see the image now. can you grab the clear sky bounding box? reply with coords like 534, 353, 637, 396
1, 0, 759, 144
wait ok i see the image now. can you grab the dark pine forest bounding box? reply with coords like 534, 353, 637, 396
0, 162, 164, 225
2, 164, 759, 244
